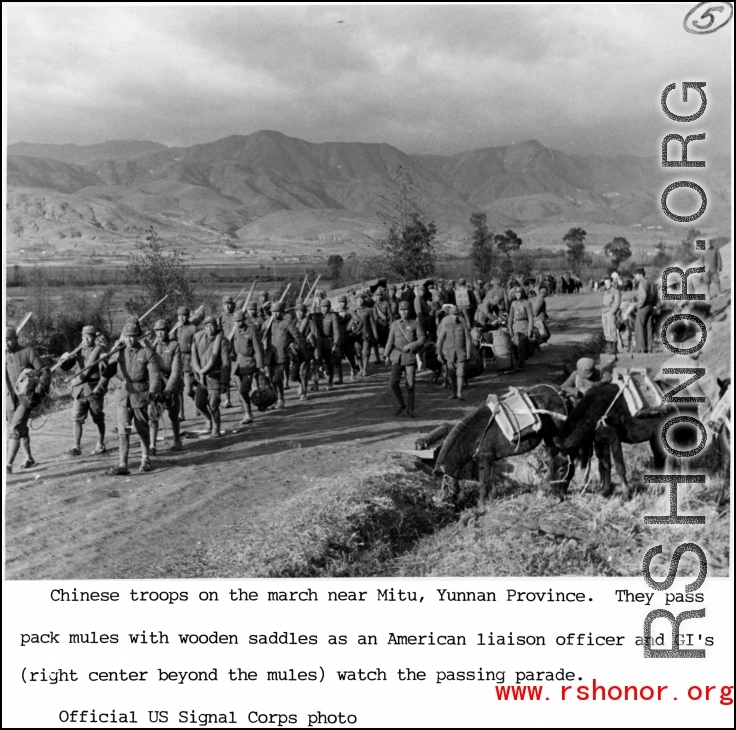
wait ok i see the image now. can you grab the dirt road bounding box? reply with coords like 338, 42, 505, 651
6, 294, 603, 579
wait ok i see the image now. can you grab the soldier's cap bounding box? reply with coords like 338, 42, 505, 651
246, 301, 257, 310
122, 322, 141, 337
234, 310, 245, 322
316, 289, 326, 296
153, 319, 168, 331
222, 295, 234, 304
82, 325, 97, 335
458, 277, 466, 285
294, 298, 305, 308
177, 306, 190, 316
259, 290, 269, 298
398, 301, 411, 311
337, 295, 348, 303
576, 358, 595, 378
448, 305, 459, 316
272, 302, 283, 312
6, 326, 17, 338
447, 279, 455, 286
296, 303, 307, 312
203, 315, 218, 326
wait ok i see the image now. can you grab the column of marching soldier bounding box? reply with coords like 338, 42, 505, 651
6, 276, 548, 476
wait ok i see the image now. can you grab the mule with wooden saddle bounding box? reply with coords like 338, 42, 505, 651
433, 385, 573, 506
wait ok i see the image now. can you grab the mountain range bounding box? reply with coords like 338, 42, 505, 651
6, 130, 730, 258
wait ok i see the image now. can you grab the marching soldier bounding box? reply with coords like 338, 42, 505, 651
293, 303, 321, 399
372, 287, 394, 363
257, 290, 272, 319
310, 288, 328, 313
533, 285, 551, 344
175, 305, 204, 419
245, 300, 265, 333
191, 315, 231, 437
231, 310, 264, 424
437, 306, 472, 401
454, 277, 476, 328
98, 321, 161, 475
5, 326, 51, 473
219, 295, 238, 408
601, 275, 622, 354
508, 286, 535, 370
353, 292, 379, 377
262, 302, 305, 409
59, 325, 107, 457
333, 295, 359, 383
384, 301, 426, 418
313, 299, 337, 390
149, 319, 183, 453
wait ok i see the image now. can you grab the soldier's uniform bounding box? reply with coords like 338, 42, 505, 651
508, 289, 535, 370
437, 308, 472, 400
245, 303, 265, 333
352, 296, 379, 377
333, 296, 359, 383
231, 310, 264, 423
219, 295, 238, 408
99, 321, 161, 475
533, 288, 551, 343
59, 325, 107, 456
313, 301, 337, 389
175, 305, 204, 411
385, 302, 426, 417
192, 316, 231, 437
5, 327, 51, 472
454, 277, 476, 328
601, 281, 622, 352
148, 319, 183, 453
293, 305, 322, 399
561, 358, 604, 399
372, 289, 394, 357
257, 291, 272, 320
262, 302, 306, 408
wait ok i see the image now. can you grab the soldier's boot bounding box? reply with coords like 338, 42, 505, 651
150, 422, 159, 456
406, 389, 416, 418
275, 382, 285, 409
372, 344, 381, 365
170, 413, 183, 451
456, 381, 465, 401
211, 411, 222, 438
361, 356, 370, 377
69, 422, 84, 456
449, 375, 458, 400
240, 397, 253, 425
335, 363, 344, 385
20, 436, 36, 469
300, 377, 308, 401
391, 385, 406, 417
223, 382, 233, 408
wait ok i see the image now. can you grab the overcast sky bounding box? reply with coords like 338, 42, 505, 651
4, 3, 732, 156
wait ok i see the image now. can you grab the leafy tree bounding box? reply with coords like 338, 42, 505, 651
469, 212, 495, 278
327, 254, 344, 288
380, 214, 437, 280
603, 236, 632, 269
125, 226, 198, 327
563, 227, 589, 277
376, 166, 436, 280
494, 229, 523, 257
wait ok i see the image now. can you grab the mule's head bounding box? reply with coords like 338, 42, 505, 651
548, 449, 575, 502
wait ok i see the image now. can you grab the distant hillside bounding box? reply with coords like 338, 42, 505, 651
6, 131, 731, 260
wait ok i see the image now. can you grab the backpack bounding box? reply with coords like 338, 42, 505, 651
250, 374, 277, 412
455, 287, 471, 308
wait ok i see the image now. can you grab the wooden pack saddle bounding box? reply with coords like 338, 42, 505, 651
486, 387, 542, 443
611, 367, 664, 416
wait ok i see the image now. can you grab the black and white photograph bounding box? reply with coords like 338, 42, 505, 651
4, 3, 732, 583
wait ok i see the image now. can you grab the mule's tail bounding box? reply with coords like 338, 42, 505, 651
434, 405, 487, 475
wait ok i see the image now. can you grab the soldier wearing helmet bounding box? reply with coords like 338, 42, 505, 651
371, 287, 394, 358
313, 298, 337, 389
231, 310, 264, 423
384, 301, 426, 417
5, 326, 51, 473
148, 319, 184, 453
175, 304, 205, 418
257, 290, 272, 319
262, 301, 306, 408
191, 315, 231, 437
292, 302, 322, 400
508, 286, 535, 370
437, 306, 472, 401
59, 325, 107, 457
352, 291, 380, 378
219, 295, 238, 408
245, 300, 264, 333
98, 321, 161, 475
333, 295, 359, 383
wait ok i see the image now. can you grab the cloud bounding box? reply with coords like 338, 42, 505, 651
5, 4, 732, 156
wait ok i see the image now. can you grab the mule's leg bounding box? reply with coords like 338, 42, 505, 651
479, 457, 495, 505
595, 439, 614, 497
650, 436, 666, 472
610, 438, 630, 499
